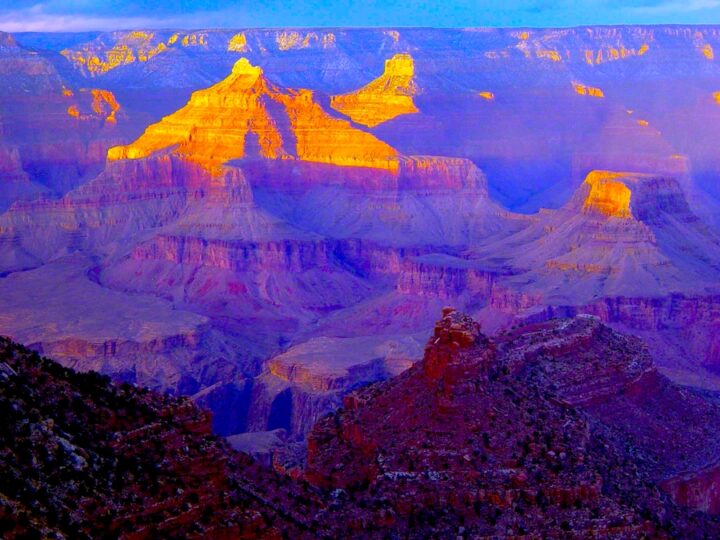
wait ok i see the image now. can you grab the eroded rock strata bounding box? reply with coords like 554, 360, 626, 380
5, 313, 720, 537
306, 310, 720, 536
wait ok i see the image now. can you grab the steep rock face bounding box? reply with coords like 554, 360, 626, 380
497, 316, 720, 514
0, 338, 321, 539
582, 170, 633, 217
0, 32, 135, 198
330, 53, 418, 127
0, 154, 253, 269
100, 234, 377, 328
396, 255, 496, 298
60, 30, 218, 77
108, 58, 400, 173
476, 169, 720, 305
305, 310, 720, 537
0, 257, 252, 395
249, 157, 512, 247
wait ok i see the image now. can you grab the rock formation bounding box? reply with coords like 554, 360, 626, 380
6, 313, 720, 538
475, 169, 720, 304
6, 25, 720, 473
304, 310, 720, 536
108, 58, 400, 173
330, 53, 419, 127
0, 337, 320, 539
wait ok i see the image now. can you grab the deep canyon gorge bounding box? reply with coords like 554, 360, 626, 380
4, 25, 720, 537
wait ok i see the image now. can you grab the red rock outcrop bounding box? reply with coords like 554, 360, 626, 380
305, 310, 720, 536
5, 309, 720, 537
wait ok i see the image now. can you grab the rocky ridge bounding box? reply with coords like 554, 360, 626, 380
305, 309, 720, 537
0, 336, 322, 539
5, 312, 720, 537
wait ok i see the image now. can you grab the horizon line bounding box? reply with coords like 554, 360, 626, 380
8, 22, 720, 34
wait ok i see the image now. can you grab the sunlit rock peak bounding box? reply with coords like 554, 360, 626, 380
228, 57, 263, 83
581, 171, 634, 218
579, 170, 691, 221
107, 58, 399, 173
473, 168, 720, 304
330, 53, 419, 127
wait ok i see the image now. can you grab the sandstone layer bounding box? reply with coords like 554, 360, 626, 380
330, 53, 419, 127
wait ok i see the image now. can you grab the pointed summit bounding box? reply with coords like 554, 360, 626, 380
230, 57, 263, 80
107, 58, 399, 173
330, 53, 419, 127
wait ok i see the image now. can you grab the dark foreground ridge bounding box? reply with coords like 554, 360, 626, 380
0, 336, 319, 539
3, 311, 720, 538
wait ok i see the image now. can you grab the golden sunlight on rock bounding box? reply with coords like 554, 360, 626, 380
90, 89, 121, 124
637, 119, 650, 127
702, 43, 714, 60
582, 171, 633, 219
572, 81, 604, 98
536, 49, 562, 62
713, 91, 720, 104
478, 91, 495, 100
278, 90, 399, 171
65, 89, 121, 124
61, 31, 213, 76
276, 31, 336, 51
228, 33, 248, 52
61, 32, 162, 76
182, 33, 208, 47
583, 44, 649, 65
108, 58, 399, 173
330, 53, 418, 127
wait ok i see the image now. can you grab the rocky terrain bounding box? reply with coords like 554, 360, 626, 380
0, 336, 321, 539
306, 309, 720, 537
3, 25, 720, 455
4, 313, 720, 537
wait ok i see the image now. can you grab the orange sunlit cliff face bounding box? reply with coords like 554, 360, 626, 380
572, 81, 605, 98
61, 31, 212, 76
65, 88, 121, 125
581, 171, 633, 218
107, 58, 399, 174
330, 53, 418, 127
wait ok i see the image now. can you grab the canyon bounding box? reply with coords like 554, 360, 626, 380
5, 312, 720, 537
3, 27, 720, 522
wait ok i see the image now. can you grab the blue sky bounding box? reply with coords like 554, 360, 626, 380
1, 0, 720, 32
